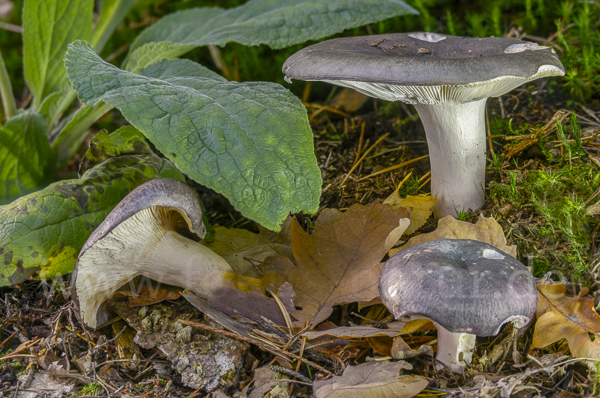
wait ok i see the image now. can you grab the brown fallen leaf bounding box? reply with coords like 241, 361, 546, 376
205, 219, 293, 277
313, 361, 428, 398
393, 214, 516, 257
207, 284, 295, 327
302, 319, 431, 340
329, 88, 369, 112
533, 283, 600, 366
114, 282, 182, 307
384, 192, 436, 235
262, 203, 410, 326
303, 322, 407, 339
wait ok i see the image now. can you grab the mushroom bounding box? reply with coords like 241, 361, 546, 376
378, 238, 537, 374
283, 33, 565, 217
72, 178, 233, 329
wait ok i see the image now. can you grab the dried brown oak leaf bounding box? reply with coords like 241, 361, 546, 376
391, 214, 516, 257
262, 203, 410, 327
533, 283, 600, 365
313, 361, 428, 398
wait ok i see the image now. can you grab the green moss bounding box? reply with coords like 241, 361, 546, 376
488, 115, 600, 280
80, 382, 102, 395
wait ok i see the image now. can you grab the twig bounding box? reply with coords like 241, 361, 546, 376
266, 365, 312, 384
352, 122, 366, 168
340, 133, 390, 186
178, 319, 334, 376
0, 22, 22, 33
357, 154, 429, 182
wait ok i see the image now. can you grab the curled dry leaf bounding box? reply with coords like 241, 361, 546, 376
384, 192, 436, 235
302, 321, 408, 339
261, 203, 410, 326
533, 283, 600, 367
313, 361, 428, 398
391, 336, 433, 360
302, 318, 431, 340
392, 214, 516, 257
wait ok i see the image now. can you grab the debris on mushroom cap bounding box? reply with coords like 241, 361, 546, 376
283, 33, 564, 105
378, 238, 537, 337
72, 178, 233, 329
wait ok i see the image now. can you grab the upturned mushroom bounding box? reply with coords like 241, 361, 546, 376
378, 238, 537, 373
72, 178, 233, 329
283, 33, 565, 217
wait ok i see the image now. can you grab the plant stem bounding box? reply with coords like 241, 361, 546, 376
0, 48, 17, 120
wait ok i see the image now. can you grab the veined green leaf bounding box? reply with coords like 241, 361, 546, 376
124, 0, 417, 72
0, 129, 185, 286
91, 0, 139, 54
23, 0, 93, 108
0, 111, 56, 204
66, 41, 322, 231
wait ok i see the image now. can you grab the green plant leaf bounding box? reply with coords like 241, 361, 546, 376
0, 111, 56, 204
124, 0, 417, 72
0, 130, 185, 286
91, 0, 139, 54
66, 40, 322, 231
23, 0, 93, 108
51, 102, 113, 166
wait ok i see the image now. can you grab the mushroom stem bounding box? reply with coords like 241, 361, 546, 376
76, 207, 233, 328
413, 98, 487, 218
434, 323, 476, 374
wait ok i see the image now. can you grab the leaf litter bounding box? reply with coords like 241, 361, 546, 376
4, 80, 600, 398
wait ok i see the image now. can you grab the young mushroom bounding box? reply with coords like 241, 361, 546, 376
378, 238, 537, 374
283, 33, 564, 217
72, 178, 233, 329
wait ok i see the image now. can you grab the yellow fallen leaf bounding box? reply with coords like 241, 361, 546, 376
391, 214, 516, 257
384, 192, 436, 235
533, 283, 600, 367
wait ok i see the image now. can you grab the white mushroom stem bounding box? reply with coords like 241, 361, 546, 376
76, 207, 233, 329
434, 323, 476, 374
413, 98, 487, 218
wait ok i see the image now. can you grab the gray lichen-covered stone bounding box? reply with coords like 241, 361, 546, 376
112, 300, 248, 392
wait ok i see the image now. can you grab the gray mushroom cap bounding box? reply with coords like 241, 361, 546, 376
283, 33, 564, 87
72, 178, 218, 329
79, 178, 206, 256
378, 239, 537, 336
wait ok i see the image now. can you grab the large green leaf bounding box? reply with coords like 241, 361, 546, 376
91, 0, 139, 54
0, 129, 185, 286
23, 0, 93, 108
124, 0, 417, 72
66, 41, 322, 231
0, 111, 56, 204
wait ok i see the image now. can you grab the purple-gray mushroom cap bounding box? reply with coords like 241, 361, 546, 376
378, 238, 537, 336
72, 178, 232, 329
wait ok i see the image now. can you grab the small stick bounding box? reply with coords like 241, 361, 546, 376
352, 122, 366, 167
357, 154, 429, 182
340, 133, 390, 186
179, 319, 334, 376
267, 365, 312, 384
